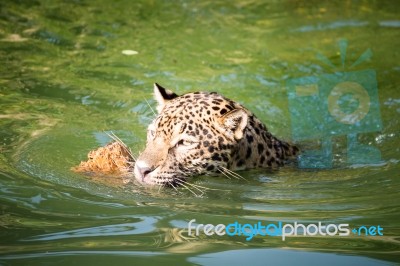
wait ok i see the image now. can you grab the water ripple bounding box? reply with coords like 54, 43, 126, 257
23, 216, 158, 241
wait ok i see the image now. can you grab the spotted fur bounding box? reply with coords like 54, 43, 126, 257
133, 83, 299, 186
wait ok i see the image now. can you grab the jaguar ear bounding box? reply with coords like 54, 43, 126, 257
153, 83, 179, 113
218, 109, 248, 140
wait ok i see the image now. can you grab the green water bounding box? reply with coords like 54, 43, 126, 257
1, 0, 399, 265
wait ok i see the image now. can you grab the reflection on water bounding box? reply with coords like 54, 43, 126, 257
0, 0, 399, 265
25, 217, 158, 241
188, 249, 388, 266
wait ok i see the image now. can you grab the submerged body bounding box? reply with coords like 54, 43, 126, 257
134, 84, 299, 186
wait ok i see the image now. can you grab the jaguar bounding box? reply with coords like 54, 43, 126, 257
134, 83, 299, 186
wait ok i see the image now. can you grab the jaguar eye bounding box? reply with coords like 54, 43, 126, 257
183, 140, 195, 146
176, 139, 196, 147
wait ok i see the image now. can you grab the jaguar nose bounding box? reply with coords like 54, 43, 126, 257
139, 166, 152, 178
134, 161, 154, 181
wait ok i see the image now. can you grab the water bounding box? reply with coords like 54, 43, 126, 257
1, 0, 399, 265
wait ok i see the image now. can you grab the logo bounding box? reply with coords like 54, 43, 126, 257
187, 219, 383, 241
287, 39, 382, 168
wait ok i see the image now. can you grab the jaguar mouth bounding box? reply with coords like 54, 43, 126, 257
150, 176, 189, 187
132, 167, 206, 196
153, 175, 206, 196
133, 169, 188, 187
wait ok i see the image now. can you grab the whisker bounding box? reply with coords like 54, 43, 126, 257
175, 173, 230, 192
181, 181, 205, 195
178, 182, 199, 197
105, 130, 121, 143
189, 182, 231, 192
168, 180, 179, 192
105, 131, 137, 161
158, 182, 163, 193
175, 179, 202, 197
186, 182, 211, 191
220, 166, 246, 181
143, 97, 156, 117
218, 168, 232, 180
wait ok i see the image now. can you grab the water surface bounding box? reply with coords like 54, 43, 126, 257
0, 0, 399, 265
